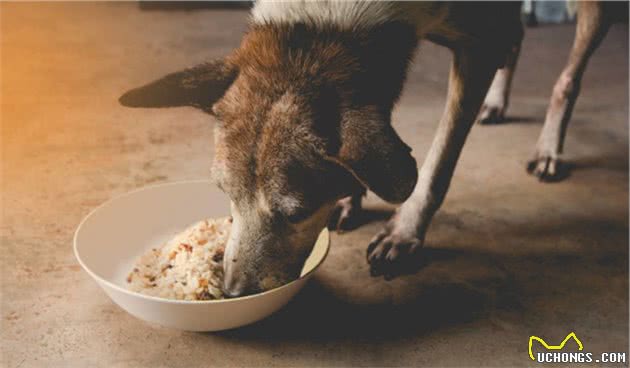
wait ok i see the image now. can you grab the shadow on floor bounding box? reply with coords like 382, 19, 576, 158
328, 208, 394, 232
525, 151, 630, 182
210, 209, 628, 344
213, 247, 517, 342
496, 115, 539, 124
200, 156, 628, 343
569, 152, 630, 173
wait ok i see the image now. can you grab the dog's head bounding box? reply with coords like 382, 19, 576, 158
120, 24, 417, 296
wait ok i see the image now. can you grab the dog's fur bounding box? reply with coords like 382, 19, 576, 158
120, 1, 616, 296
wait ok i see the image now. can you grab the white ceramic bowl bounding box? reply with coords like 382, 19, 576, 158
74, 180, 330, 331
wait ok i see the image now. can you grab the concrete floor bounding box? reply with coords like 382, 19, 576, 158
1, 3, 628, 367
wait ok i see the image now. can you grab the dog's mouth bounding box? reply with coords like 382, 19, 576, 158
222, 271, 296, 297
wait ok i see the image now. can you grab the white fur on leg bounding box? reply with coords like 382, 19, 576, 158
478, 69, 510, 124
528, 72, 576, 179
478, 43, 521, 125
539, 73, 576, 156
395, 114, 456, 241
529, 1, 610, 181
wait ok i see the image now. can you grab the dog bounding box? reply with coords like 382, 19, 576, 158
120, 1, 617, 297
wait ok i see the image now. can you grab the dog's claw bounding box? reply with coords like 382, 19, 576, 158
477, 104, 505, 125
329, 194, 363, 232
527, 155, 563, 182
336, 207, 356, 232
367, 215, 424, 279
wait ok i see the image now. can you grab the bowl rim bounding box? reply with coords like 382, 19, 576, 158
73, 179, 331, 305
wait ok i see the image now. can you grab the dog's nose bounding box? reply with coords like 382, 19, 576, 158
223, 284, 246, 298
223, 274, 248, 298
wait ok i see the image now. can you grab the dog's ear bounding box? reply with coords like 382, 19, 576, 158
328, 107, 417, 204
119, 59, 238, 113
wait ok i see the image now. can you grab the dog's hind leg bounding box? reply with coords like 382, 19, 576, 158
528, 1, 611, 181
367, 47, 498, 278
477, 41, 522, 125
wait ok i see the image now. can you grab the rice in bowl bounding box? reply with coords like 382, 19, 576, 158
127, 217, 231, 301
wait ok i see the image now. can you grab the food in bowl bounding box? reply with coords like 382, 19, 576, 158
126, 217, 231, 301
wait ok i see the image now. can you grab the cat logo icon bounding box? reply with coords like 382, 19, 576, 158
529, 332, 584, 361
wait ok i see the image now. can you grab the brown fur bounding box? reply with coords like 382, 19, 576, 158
120, 1, 618, 294
213, 23, 420, 212
120, 20, 422, 294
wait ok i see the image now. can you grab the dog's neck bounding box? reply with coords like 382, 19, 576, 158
251, 1, 444, 33
252, 1, 407, 30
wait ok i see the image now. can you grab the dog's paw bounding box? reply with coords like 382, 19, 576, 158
328, 195, 362, 233
527, 155, 568, 182
367, 216, 424, 279
477, 103, 506, 125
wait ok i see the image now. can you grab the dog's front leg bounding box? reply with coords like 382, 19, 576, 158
329, 189, 366, 232
367, 47, 498, 277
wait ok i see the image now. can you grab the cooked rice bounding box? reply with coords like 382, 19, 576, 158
126, 217, 231, 301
